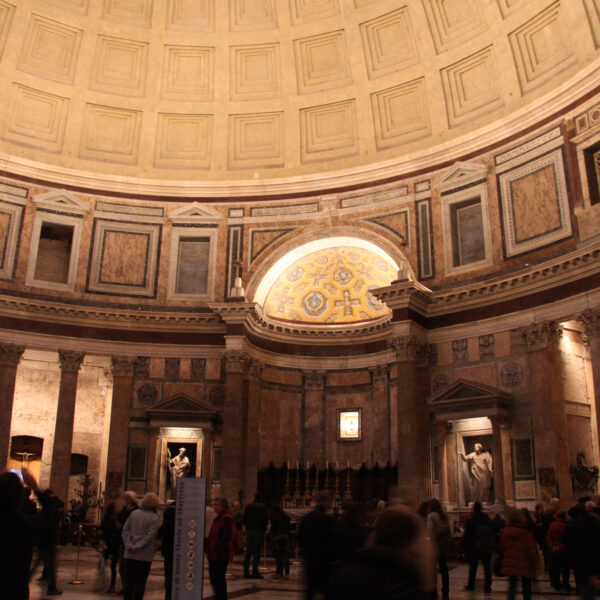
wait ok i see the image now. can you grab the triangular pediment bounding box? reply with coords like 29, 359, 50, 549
168, 202, 223, 224
33, 190, 90, 216
428, 379, 513, 418
148, 394, 216, 417
433, 161, 487, 193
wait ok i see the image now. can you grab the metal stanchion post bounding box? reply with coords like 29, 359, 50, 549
69, 523, 84, 585
259, 536, 269, 572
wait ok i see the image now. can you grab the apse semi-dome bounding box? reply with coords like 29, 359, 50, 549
263, 245, 395, 324
0, 0, 597, 196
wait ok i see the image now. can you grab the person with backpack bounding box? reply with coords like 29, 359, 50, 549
462, 501, 494, 594
427, 498, 451, 600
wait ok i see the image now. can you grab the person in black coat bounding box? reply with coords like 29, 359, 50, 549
298, 491, 336, 600
326, 507, 429, 600
269, 503, 291, 579
0, 470, 52, 600
462, 501, 495, 594
243, 492, 268, 579
101, 501, 123, 594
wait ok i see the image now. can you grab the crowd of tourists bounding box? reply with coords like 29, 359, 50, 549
4, 468, 600, 600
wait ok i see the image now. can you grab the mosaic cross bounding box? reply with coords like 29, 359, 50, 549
308, 269, 328, 286
335, 289, 361, 316
273, 287, 294, 313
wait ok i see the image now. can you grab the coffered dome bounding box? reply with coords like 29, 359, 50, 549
0, 0, 597, 196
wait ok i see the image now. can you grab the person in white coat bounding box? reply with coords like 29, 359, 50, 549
122, 493, 160, 600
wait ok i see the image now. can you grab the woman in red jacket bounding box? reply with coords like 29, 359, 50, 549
500, 509, 539, 600
546, 510, 571, 591
206, 497, 235, 600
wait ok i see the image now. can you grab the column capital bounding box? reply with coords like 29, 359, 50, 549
389, 335, 425, 362
369, 364, 389, 385
0, 343, 25, 367
58, 350, 84, 373
245, 358, 264, 380
111, 356, 135, 378
521, 321, 563, 352
304, 370, 325, 390
577, 307, 600, 344
223, 350, 248, 374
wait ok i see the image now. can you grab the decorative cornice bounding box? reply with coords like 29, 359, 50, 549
0, 343, 25, 367
521, 321, 563, 352
58, 350, 84, 373
209, 302, 256, 325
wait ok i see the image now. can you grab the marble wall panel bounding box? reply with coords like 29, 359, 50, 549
454, 363, 496, 387
498, 148, 572, 256
262, 367, 302, 386
259, 388, 302, 467
0, 199, 23, 280
205, 358, 221, 380
326, 370, 370, 386
163, 382, 205, 404
561, 351, 591, 405
249, 227, 294, 263
566, 414, 594, 465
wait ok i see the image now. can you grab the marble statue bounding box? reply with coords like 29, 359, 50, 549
459, 443, 493, 503
168, 447, 191, 493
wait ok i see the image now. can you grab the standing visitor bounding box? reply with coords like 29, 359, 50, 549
101, 501, 122, 594
122, 493, 160, 600
242, 492, 268, 579
427, 498, 451, 600
298, 491, 336, 600
206, 496, 235, 600
546, 510, 571, 591
463, 501, 494, 594
499, 509, 538, 600
118, 491, 139, 594
269, 503, 291, 580
158, 500, 176, 600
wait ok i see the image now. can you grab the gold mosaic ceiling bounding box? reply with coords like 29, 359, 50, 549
0, 0, 597, 193
263, 246, 394, 324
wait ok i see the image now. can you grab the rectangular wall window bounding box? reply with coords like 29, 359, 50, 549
176, 237, 210, 295
584, 140, 600, 206
450, 198, 485, 267
34, 223, 74, 284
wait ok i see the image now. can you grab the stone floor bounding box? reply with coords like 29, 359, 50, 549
29, 546, 580, 599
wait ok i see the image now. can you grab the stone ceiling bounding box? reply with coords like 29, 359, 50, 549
0, 0, 598, 196
263, 246, 394, 324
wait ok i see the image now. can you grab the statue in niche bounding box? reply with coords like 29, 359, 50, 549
167, 447, 191, 494
459, 443, 493, 503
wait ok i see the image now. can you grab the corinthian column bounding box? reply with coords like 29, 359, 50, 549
244, 359, 263, 501
523, 321, 571, 502
222, 351, 248, 502
49, 351, 84, 502
303, 371, 325, 465
0, 343, 25, 469
390, 336, 431, 504
578, 308, 600, 452
105, 357, 134, 500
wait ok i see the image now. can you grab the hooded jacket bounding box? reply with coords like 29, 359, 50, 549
500, 524, 538, 579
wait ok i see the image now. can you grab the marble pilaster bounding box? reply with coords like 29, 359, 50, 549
105, 357, 134, 500
49, 351, 84, 502
489, 416, 509, 505
244, 359, 263, 502
370, 365, 390, 465
523, 321, 571, 502
0, 343, 25, 469
390, 336, 431, 504
221, 350, 247, 503
303, 370, 325, 466
578, 307, 600, 455
435, 420, 450, 507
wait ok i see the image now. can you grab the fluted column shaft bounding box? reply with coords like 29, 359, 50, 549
222, 351, 247, 503
0, 344, 25, 469
244, 359, 263, 502
490, 416, 507, 504
523, 322, 571, 502
435, 420, 449, 506
105, 357, 134, 500
371, 365, 390, 465
49, 351, 84, 502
